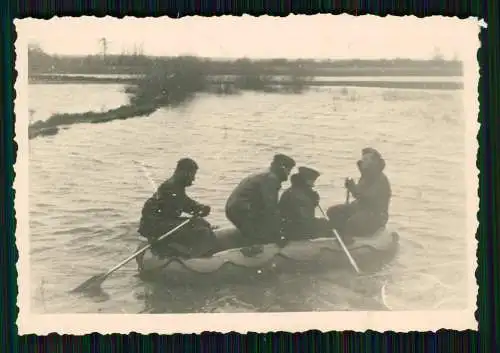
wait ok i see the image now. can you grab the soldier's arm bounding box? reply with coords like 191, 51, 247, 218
182, 194, 205, 215
154, 182, 173, 212
259, 178, 282, 234
277, 191, 289, 214
259, 177, 280, 213
352, 177, 388, 202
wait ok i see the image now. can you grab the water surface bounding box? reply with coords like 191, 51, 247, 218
28, 83, 468, 313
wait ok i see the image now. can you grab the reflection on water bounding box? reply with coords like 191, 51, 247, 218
28, 83, 469, 313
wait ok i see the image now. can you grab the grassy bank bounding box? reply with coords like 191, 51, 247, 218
28, 60, 314, 139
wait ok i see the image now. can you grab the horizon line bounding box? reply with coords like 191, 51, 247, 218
31, 52, 461, 63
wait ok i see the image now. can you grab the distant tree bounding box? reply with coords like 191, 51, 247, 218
28, 42, 44, 54
28, 43, 55, 74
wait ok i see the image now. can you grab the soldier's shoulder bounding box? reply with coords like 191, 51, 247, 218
159, 178, 173, 187
158, 178, 179, 192
244, 170, 268, 181
378, 173, 391, 190
381, 172, 391, 183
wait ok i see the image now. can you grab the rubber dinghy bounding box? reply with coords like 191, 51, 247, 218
136, 226, 400, 285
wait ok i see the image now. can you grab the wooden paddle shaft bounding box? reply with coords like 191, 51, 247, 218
318, 205, 360, 274
331, 228, 360, 273
103, 218, 192, 277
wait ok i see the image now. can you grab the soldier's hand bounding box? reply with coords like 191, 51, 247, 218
344, 177, 355, 191
196, 205, 211, 217
276, 231, 289, 249
277, 235, 289, 249
312, 191, 320, 206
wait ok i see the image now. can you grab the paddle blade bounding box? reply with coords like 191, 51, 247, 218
70, 273, 107, 293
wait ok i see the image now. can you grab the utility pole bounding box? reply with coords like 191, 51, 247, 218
99, 37, 108, 59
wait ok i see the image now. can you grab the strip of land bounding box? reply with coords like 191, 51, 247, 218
29, 74, 462, 91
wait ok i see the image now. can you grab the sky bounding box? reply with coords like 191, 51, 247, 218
16, 15, 480, 60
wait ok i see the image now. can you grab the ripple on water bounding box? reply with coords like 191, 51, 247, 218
28, 86, 469, 313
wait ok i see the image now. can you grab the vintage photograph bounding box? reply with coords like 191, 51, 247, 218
15, 15, 479, 334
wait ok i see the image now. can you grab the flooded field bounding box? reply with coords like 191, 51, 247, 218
28, 82, 469, 313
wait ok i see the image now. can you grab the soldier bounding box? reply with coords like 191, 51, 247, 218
225, 154, 296, 246
327, 148, 392, 244
279, 166, 330, 241
138, 158, 215, 258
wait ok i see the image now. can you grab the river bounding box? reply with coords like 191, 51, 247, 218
28, 82, 469, 314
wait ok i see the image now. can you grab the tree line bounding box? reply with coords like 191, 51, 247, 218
28, 44, 463, 77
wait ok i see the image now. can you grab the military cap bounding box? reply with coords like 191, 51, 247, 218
273, 153, 296, 169
298, 166, 321, 181
176, 157, 199, 171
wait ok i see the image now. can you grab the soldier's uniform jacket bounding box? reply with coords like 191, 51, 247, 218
225, 170, 282, 235
350, 172, 391, 226
279, 175, 320, 239
138, 177, 205, 238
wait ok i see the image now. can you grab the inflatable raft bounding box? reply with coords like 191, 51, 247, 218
136, 226, 400, 285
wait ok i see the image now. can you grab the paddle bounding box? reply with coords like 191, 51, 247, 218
317, 189, 361, 274
70, 217, 192, 293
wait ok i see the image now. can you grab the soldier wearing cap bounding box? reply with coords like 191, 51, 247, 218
225, 153, 296, 246
279, 166, 331, 240
326, 147, 392, 243
138, 158, 216, 258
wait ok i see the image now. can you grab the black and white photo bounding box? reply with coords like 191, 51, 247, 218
15, 15, 479, 334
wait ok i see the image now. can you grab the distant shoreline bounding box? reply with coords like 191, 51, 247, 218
28, 55, 464, 140
28, 74, 463, 90
28, 49, 463, 90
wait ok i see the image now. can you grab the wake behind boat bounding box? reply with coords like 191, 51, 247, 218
136, 226, 400, 285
